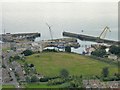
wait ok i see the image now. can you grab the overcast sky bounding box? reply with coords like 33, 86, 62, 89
1, 1, 118, 40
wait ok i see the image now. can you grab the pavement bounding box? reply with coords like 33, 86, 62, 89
2, 52, 20, 88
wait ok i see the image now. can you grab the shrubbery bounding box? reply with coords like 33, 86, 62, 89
9, 55, 22, 62
60, 69, 69, 79
109, 45, 120, 56
102, 67, 109, 77
40, 77, 49, 82
102, 76, 120, 81
25, 76, 31, 83
40, 76, 59, 82
47, 78, 65, 85
91, 49, 106, 57
65, 46, 71, 53
31, 75, 39, 82
25, 75, 39, 83
43, 49, 57, 52
22, 50, 33, 56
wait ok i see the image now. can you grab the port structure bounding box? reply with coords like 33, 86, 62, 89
46, 23, 53, 40
1, 32, 41, 42
63, 27, 119, 45
99, 26, 111, 39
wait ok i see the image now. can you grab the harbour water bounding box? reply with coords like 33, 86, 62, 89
1, 29, 118, 55
77, 29, 118, 54
36, 29, 118, 54
71, 40, 97, 54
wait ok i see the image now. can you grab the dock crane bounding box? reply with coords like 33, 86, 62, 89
46, 23, 53, 40
99, 26, 111, 39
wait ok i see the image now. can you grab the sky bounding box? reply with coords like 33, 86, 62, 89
0, 0, 119, 2
1, 1, 118, 40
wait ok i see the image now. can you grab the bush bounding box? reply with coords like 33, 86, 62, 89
109, 76, 119, 81
65, 46, 71, 53
69, 79, 82, 88
43, 49, 57, 52
109, 45, 120, 56
40, 76, 59, 82
9, 56, 14, 62
25, 76, 31, 83
91, 49, 106, 57
102, 67, 109, 77
22, 50, 33, 56
31, 75, 39, 82
29, 64, 34, 67
47, 78, 65, 85
69, 81, 77, 88
2, 65, 6, 68
102, 77, 110, 81
60, 69, 69, 79
40, 77, 49, 82
13, 55, 21, 60
103, 76, 119, 81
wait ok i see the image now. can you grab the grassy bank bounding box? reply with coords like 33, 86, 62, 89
21, 52, 117, 77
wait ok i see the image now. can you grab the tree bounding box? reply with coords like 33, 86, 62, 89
2, 65, 6, 68
109, 45, 120, 56
25, 76, 31, 83
100, 46, 107, 50
22, 49, 33, 56
65, 46, 71, 53
29, 64, 34, 67
102, 67, 109, 77
9, 56, 14, 62
91, 49, 106, 57
60, 69, 69, 79
24, 62, 29, 74
31, 75, 39, 82
13, 55, 21, 60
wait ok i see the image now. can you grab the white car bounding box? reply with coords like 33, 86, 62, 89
9, 68, 12, 71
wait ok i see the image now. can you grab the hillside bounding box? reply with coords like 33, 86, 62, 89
22, 52, 117, 77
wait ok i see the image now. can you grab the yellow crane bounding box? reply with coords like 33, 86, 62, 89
99, 26, 111, 39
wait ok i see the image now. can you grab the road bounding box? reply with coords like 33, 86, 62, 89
2, 52, 20, 88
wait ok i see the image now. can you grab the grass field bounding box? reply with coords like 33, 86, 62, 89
22, 52, 118, 77
2, 48, 10, 52
24, 83, 66, 88
2, 85, 15, 88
